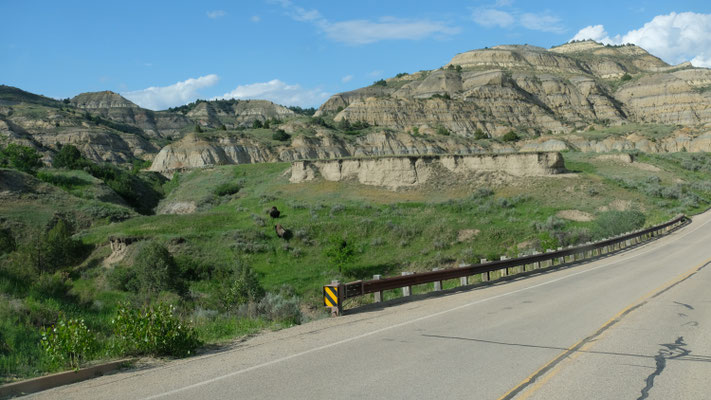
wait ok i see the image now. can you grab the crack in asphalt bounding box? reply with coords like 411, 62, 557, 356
673, 301, 694, 310
637, 336, 690, 400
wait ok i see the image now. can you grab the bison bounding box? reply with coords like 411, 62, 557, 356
268, 206, 280, 219
274, 224, 292, 240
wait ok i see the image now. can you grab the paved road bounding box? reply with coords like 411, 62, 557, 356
29, 212, 711, 400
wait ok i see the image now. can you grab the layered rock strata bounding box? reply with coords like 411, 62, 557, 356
289, 152, 565, 189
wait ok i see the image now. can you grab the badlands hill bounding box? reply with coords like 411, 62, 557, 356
317, 41, 711, 137
2, 41, 711, 174
0, 86, 301, 165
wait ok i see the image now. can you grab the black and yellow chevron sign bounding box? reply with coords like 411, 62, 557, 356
323, 285, 339, 307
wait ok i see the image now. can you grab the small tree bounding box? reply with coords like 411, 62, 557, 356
0, 143, 43, 175
325, 236, 357, 273
373, 79, 387, 87
53, 144, 84, 169
194, 125, 203, 133
133, 242, 185, 296
252, 120, 264, 129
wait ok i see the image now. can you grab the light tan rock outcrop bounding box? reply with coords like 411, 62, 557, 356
317, 41, 711, 137
290, 152, 565, 189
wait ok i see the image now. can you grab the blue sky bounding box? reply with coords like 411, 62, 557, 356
2, 1, 710, 110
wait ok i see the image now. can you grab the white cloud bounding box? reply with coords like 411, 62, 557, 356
472, 9, 514, 28
251, 15, 261, 23
520, 13, 564, 33
472, 6, 564, 33
570, 24, 608, 42
571, 12, 711, 67
341, 75, 353, 83
215, 79, 330, 107
123, 74, 219, 110
321, 18, 460, 45
273, 0, 459, 45
206, 10, 226, 19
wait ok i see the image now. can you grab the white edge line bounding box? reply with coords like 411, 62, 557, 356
143, 216, 709, 399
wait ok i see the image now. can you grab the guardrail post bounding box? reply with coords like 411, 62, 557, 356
433, 269, 442, 291
480, 259, 489, 281
323, 280, 343, 316
458, 263, 468, 286
556, 247, 564, 264
500, 256, 508, 277
532, 251, 541, 269
402, 272, 413, 296
373, 274, 382, 303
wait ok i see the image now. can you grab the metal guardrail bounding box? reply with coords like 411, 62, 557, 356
324, 215, 688, 314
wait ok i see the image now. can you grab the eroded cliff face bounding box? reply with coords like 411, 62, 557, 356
316, 41, 711, 137
148, 131, 510, 175
147, 128, 711, 175
290, 152, 565, 189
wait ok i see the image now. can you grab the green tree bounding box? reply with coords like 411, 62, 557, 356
325, 236, 357, 273
0, 143, 43, 175
252, 120, 264, 129
194, 124, 203, 133
52, 144, 84, 169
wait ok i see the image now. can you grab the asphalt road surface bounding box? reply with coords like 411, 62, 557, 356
28, 211, 711, 400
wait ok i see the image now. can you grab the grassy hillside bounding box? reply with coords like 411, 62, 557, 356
3, 151, 711, 382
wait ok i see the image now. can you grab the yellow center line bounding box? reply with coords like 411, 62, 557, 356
496, 255, 711, 400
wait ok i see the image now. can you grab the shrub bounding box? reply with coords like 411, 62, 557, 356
257, 292, 302, 325
112, 303, 200, 357
52, 145, 84, 170
621, 73, 632, 82
214, 182, 240, 196
593, 210, 645, 239
21, 217, 88, 273
373, 79, 387, 87
252, 120, 263, 129
474, 129, 487, 140
218, 263, 264, 310
31, 272, 72, 299
133, 242, 185, 296
271, 129, 290, 142
0, 143, 43, 175
40, 316, 96, 370
0, 228, 15, 255
436, 125, 450, 136
502, 130, 520, 142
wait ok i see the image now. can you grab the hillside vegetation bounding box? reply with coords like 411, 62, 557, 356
4, 148, 711, 382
